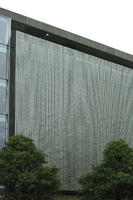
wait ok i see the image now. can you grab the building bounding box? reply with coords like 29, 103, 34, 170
0, 7, 133, 191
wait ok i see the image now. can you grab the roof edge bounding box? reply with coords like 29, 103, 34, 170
0, 7, 133, 68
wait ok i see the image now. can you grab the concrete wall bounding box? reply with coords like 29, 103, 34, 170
15, 31, 133, 190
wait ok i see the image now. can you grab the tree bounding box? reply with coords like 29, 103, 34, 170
0, 135, 60, 200
79, 139, 133, 200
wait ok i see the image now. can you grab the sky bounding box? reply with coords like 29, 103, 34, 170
0, 0, 133, 55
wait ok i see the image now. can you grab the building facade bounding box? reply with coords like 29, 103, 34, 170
1, 8, 133, 190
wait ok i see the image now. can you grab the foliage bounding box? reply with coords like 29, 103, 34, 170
79, 139, 133, 200
0, 135, 60, 200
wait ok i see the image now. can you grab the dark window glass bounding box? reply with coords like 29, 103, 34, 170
0, 46, 7, 79
0, 81, 6, 114
0, 18, 9, 45
0, 115, 6, 147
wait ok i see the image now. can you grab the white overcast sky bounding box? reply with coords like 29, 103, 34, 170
0, 0, 133, 55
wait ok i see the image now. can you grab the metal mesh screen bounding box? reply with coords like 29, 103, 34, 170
15, 31, 133, 190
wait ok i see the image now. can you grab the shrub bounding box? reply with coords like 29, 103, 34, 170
0, 134, 60, 200
79, 139, 133, 200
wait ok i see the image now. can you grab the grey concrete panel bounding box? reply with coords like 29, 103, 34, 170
15, 31, 133, 190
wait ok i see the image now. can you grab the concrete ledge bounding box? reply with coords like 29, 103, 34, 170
0, 7, 133, 68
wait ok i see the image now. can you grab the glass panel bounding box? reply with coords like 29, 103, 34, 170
0, 80, 6, 114
0, 45, 7, 79
0, 16, 10, 45
0, 114, 6, 147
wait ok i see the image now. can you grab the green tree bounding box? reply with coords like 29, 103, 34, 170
0, 135, 60, 200
79, 139, 133, 200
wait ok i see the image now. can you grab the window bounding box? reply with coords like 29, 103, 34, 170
0, 80, 6, 114
0, 115, 6, 147
0, 45, 7, 79
0, 15, 10, 147
0, 17, 10, 45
